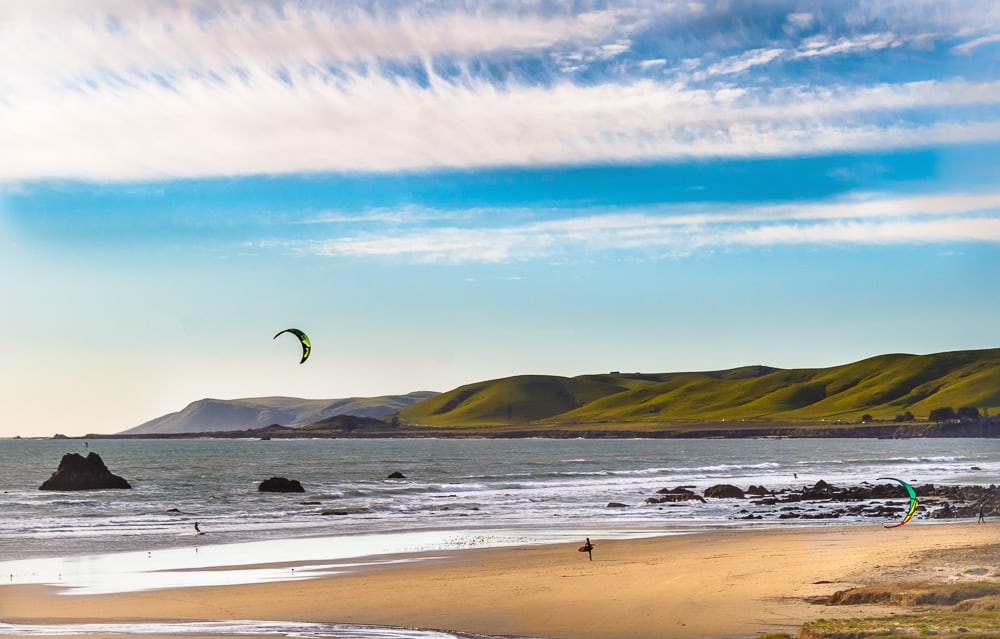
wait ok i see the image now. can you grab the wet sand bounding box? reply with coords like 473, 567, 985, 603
2, 522, 996, 639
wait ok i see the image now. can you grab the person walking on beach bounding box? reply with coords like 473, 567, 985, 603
979, 505, 986, 523
581, 537, 594, 561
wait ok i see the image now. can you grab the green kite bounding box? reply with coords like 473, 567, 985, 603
274, 328, 311, 364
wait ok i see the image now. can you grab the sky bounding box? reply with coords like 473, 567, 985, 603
2, 0, 999, 437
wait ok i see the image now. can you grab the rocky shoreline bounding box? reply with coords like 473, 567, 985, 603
635, 480, 999, 522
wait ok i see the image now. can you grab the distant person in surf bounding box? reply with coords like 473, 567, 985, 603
194, 521, 201, 533
580, 537, 594, 560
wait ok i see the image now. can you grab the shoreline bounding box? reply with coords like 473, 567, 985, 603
0, 526, 678, 594
49, 422, 1000, 439
3, 521, 997, 639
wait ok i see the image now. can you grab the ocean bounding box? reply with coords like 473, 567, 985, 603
1, 436, 996, 637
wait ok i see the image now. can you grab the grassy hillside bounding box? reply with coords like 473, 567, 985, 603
398, 349, 1000, 428
398, 375, 632, 426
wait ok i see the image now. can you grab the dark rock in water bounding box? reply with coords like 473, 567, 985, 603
637, 479, 999, 523
657, 486, 695, 495
704, 484, 745, 499
39, 453, 131, 490
258, 477, 305, 493
321, 509, 350, 516
932, 502, 955, 519
607, 502, 629, 508
648, 487, 706, 504
386, 471, 406, 479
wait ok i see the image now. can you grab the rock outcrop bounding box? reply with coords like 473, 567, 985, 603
704, 484, 746, 499
39, 452, 131, 490
635, 479, 1000, 522
645, 486, 706, 504
258, 476, 305, 492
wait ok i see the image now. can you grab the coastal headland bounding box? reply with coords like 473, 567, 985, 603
2, 522, 997, 639
56, 347, 996, 441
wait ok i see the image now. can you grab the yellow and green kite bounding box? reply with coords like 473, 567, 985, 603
877, 477, 918, 528
274, 328, 311, 364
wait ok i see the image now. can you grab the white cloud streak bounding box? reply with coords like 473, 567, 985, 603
704, 48, 785, 76
953, 34, 1000, 54
3, 71, 999, 181
1, 1, 999, 182
272, 192, 1000, 263
794, 32, 903, 59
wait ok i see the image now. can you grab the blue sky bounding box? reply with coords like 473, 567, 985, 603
2, 0, 999, 436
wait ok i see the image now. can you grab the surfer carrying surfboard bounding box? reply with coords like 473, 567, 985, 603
579, 537, 594, 560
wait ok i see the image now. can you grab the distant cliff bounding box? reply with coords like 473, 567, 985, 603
121, 392, 437, 435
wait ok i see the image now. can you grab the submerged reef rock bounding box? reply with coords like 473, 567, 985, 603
258, 476, 305, 492
386, 471, 406, 479
39, 452, 131, 490
646, 486, 706, 504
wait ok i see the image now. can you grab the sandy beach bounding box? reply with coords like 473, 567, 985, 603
2, 521, 997, 639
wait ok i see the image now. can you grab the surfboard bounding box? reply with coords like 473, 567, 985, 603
578, 544, 593, 552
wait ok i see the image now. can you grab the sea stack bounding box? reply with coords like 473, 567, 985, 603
39, 452, 132, 490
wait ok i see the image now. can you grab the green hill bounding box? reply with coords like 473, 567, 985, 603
399, 375, 632, 426
397, 349, 1000, 428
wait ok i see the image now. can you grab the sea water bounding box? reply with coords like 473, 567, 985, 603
2, 437, 995, 563
1, 437, 996, 637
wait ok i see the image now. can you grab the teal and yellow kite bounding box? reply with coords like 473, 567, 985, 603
274, 328, 311, 364
877, 477, 918, 528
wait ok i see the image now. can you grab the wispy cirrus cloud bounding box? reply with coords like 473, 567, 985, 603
261, 192, 1000, 263
2, 1, 999, 182
953, 34, 1000, 54
702, 48, 785, 77
794, 32, 904, 59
